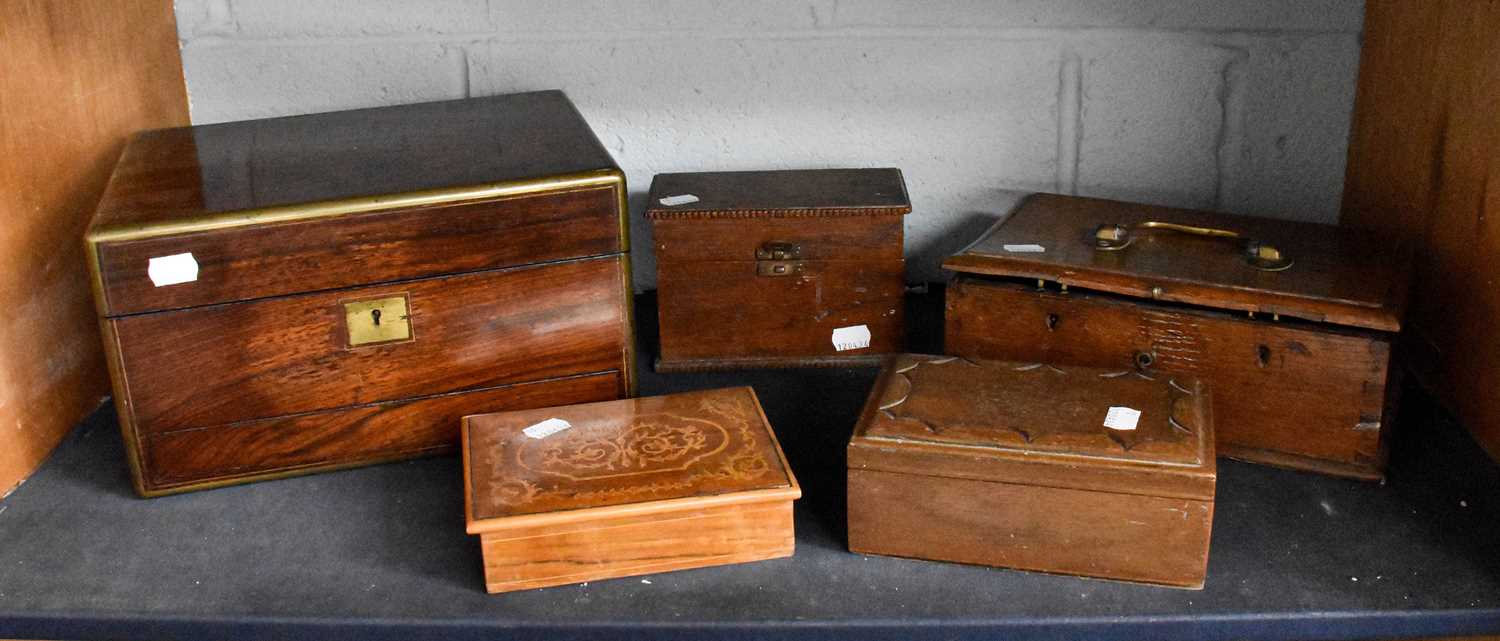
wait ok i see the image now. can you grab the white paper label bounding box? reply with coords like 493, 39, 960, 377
1103, 406, 1141, 431
147, 253, 199, 287
658, 194, 700, 207
831, 324, 872, 352
1002, 244, 1046, 253
522, 418, 572, 439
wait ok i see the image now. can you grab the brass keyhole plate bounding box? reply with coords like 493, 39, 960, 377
343, 293, 413, 348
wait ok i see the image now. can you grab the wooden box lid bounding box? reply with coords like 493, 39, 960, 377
942, 194, 1408, 332
645, 168, 910, 219
463, 387, 799, 534
86, 90, 626, 317
849, 355, 1216, 501
90, 90, 616, 235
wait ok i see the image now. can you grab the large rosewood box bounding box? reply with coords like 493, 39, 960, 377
848, 354, 1216, 589
944, 194, 1408, 480
462, 387, 800, 593
647, 169, 910, 371
85, 91, 635, 496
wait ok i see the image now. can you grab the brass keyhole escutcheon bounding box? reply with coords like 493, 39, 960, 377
1134, 350, 1156, 370
343, 294, 412, 348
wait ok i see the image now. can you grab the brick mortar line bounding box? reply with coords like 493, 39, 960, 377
1212, 45, 1252, 211
1054, 51, 1083, 196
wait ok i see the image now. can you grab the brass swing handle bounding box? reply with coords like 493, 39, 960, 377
1092, 221, 1292, 271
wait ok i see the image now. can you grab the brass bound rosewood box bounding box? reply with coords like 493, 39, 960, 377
85, 91, 635, 496
462, 387, 800, 593
646, 169, 910, 371
944, 194, 1408, 480
848, 354, 1216, 589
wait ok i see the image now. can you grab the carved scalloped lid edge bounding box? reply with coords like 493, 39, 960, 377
862, 355, 1209, 469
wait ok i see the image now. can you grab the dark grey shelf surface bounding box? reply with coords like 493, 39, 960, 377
0, 292, 1497, 641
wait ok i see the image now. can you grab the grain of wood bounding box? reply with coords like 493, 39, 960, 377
647, 169, 910, 370
947, 278, 1394, 479
1341, 1, 1500, 463
464, 387, 800, 593
0, 0, 188, 497
86, 92, 635, 496
943, 194, 1405, 479
481, 501, 794, 593
847, 355, 1215, 589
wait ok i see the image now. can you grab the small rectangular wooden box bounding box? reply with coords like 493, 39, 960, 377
462, 387, 800, 593
646, 169, 910, 371
944, 194, 1409, 480
848, 354, 1216, 589
85, 91, 636, 496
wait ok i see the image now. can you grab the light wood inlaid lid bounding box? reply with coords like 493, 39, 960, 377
463, 387, 798, 533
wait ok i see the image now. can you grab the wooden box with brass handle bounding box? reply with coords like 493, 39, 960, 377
85, 91, 636, 496
646, 169, 910, 371
942, 194, 1410, 480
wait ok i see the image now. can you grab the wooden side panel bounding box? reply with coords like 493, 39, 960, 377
95, 185, 623, 316
651, 216, 904, 263
848, 469, 1212, 589
1341, 1, 1500, 461
113, 256, 628, 433
479, 501, 794, 593
947, 278, 1393, 479
656, 259, 905, 368
142, 372, 622, 494
0, 0, 187, 497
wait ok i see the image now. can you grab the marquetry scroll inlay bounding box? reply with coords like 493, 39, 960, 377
470, 389, 789, 519
523, 416, 729, 481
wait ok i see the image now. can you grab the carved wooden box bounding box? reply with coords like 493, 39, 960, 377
646, 169, 910, 371
848, 354, 1216, 589
85, 91, 635, 496
944, 194, 1409, 480
462, 387, 800, 593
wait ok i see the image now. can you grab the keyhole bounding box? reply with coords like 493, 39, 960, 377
1045, 313, 1060, 331
371, 308, 382, 326
1256, 344, 1271, 368
1134, 351, 1155, 369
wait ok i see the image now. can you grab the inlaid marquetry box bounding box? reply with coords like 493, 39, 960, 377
85, 91, 635, 496
848, 354, 1216, 589
462, 387, 800, 593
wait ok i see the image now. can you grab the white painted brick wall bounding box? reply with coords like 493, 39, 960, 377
175, 0, 1364, 288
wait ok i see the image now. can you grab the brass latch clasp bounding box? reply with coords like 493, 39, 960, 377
756, 241, 804, 277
